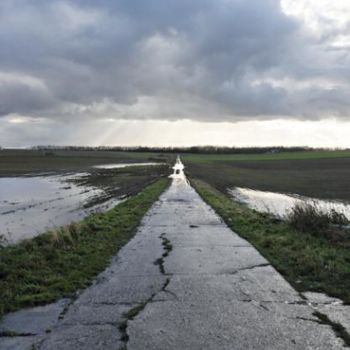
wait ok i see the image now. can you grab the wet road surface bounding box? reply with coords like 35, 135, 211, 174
0, 176, 348, 349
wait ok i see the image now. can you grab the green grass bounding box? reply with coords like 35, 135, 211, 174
191, 179, 350, 303
182, 150, 350, 163
0, 178, 169, 317
288, 203, 349, 239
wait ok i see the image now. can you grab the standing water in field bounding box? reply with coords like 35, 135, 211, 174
93, 162, 162, 169
229, 187, 350, 220
0, 174, 120, 244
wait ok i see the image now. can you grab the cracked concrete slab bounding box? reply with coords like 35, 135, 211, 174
164, 245, 268, 275
128, 299, 346, 350
76, 274, 167, 305
315, 304, 350, 335
1, 173, 348, 349
61, 303, 131, 326
151, 225, 251, 248
303, 292, 343, 305
0, 299, 70, 335
303, 292, 350, 335
153, 266, 301, 304
39, 324, 123, 350
0, 336, 41, 350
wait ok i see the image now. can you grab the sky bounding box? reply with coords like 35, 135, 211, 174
0, 0, 350, 147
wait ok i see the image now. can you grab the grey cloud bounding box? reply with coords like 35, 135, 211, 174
0, 78, 56, 116
0, 0, 349, 122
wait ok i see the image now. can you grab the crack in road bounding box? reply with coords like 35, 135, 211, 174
224, 263, 271, 275
153, 233, 173, 275
313, 311, 350, 347
118, 232, 174, 350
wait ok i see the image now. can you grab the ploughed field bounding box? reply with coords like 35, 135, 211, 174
0, 149, 171, 176
183, 151, 350, 202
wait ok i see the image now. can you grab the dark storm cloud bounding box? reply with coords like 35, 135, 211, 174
0, 0, 349, 121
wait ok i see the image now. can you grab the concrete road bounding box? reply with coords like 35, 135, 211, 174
0, 176, 347, 349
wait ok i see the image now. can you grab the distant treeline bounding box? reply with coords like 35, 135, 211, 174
28, 145, 347, 154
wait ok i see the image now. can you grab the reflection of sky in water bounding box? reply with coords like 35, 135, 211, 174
0, 174, 119, 244
93, 162, 162, 169
229, 187, 350, 220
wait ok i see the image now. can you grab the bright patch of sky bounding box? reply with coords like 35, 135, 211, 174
281, 0, 350, 47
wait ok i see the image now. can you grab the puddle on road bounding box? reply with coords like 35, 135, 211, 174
93, 162, 163, 169
0, 174, 120, 244
228, 187, 350, 219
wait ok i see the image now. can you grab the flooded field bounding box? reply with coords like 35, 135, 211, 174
229, 187, 350, 220
0, 174, 119, 244
0, 161, 168, 245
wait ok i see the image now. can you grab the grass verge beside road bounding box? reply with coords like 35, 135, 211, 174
0, 178, 169, 317
191, 179, 350, 304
